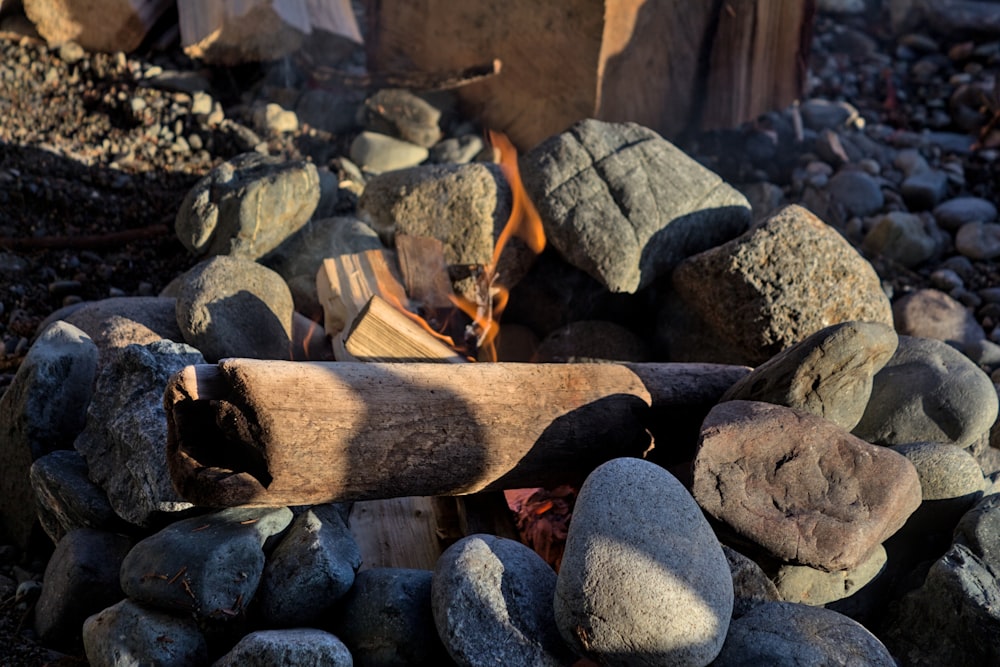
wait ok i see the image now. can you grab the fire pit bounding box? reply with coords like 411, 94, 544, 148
2, 1, 1000, 665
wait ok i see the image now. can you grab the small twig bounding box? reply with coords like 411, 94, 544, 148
0, 224, 171, 250
306, 58, 502, 92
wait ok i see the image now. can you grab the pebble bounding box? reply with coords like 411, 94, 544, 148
29, 450, 121, 544
360, 88, 442, 148
771, 545, 887, 606
853, 335, 999, 448
933, 196, 998, 230
694, 400, 921, 571
349, 131, 429, 174
901, 168, 950, 209
433, 534, 574, 666
862, 211, 938, 267
891, 287, 985, 350
83, 599, 208, 667
429, 134, 485, 164
252, 102, 299, 135
214, 629, 353, 667
555, 458, 733, 666
891, 441, 985, 532
826, 169, 885, 217
955, 221, 1000, 260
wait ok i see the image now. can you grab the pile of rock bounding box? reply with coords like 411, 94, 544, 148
0, 109, 998, 666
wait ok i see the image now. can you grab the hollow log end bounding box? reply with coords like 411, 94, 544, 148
167, 448, 268, 507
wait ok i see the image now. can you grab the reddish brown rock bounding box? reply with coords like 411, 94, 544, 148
692, 400, 921, 571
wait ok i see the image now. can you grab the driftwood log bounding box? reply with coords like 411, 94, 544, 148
165, 359, 748, 507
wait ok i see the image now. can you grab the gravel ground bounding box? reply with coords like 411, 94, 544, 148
1, 4, 1000, 664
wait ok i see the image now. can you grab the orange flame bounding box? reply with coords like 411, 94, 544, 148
449, 130, 546, 361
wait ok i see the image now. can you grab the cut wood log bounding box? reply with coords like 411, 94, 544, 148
367, 0, 814, 149
164, 359, 749, 507
22, 0, 171, 52
316, 250, 408, 340
178, 0, 361, 65
343, 294, 466, 363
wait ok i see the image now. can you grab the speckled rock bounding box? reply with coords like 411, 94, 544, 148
533, 320, 650, 363
213, 629, 353, 667
892, 288, 985, 351
722, 546, 781, 620
862, 211, 938, 267
555, 458, 733, 666
672, 205, 893, 365
771, 545, 887, 606
891, 441, 985, 533
83, 599, 208, 667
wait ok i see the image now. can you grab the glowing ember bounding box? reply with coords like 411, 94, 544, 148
449, 130, 546, 360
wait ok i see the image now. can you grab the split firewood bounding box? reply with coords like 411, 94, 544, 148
316, 249, 408, 340
342, 294, 466, 363
22, 0, 172, 52
177, 0, 361, 65
367, 0, 813, 149
164, 359, 749, 507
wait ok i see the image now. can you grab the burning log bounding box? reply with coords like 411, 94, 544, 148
22, 0, 172, 52
177, 0, 362, 65
367, 0, 816, 149
164, 359, 748, 507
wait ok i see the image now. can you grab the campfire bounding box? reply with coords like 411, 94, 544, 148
3, 1, 1000, 666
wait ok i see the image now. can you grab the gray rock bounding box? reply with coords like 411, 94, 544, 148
520, 119, 751, 293
29, 450, 121, 543
799, 98, 859, 130
360, 89, 442, 148
332, 567, 452, 667
722, 546, 781, 620
533, 320, 650, 363
721, 320, 897, 431
901, 169, 949, 209
120, 507, 292, 620
713, 601, 895, 666
175, 152, 320, 259
693, 401, 922, 571
213, 629, 353, 667
956, 221, 1000, 260
34, 528, 131, 651
892, 441, 985, 533
257, 504, 361, 626
672, 205, 893, 366
0, 321, 96, 460
934, 196, 998, 230
58, 297, 184, 351
174, 255, 294, 362
862, 211, 938, 267
826, 169, 885, 217
250, 102, 298, 136
263, 216, 383, 283
74, 340, 204, 527
433, 534, 573, 667
430, 135, 485, 164
359, 162, 509, 271
892, 288, 985, 351
555, 458, 733, 666
350, 131, 429, 174
853, 335, 999, 448
771, 545, 887, 606
83, 599, 208, 667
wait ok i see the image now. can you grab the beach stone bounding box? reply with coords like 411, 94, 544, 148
30, 450, 121, 543
672, 205, 893, 366
55, 296, 183, 351
34, 528, 131, 651
257, 504, 362, 627
555, 458, 733, 666
901, 169, 949, 209
883, 495, 1000, 665
74, 340, 204, 527
722, 546, 781, 619
799, 98, 859, 130
433, 534, 574, 667
430, 135, 485, 164
263, 216, 383, 283
720, 320, 897, 430
693, 401, 922, 571
213, 629, 353, 667
350, 131, 429, 174
891, 441, 985, 533
359, 162, 510, 270
332, 567, 452, 667
862, 211, 938, 267
251, 102, 298, 135
826, 169, 884, 217
771, 545, 887, 606
0, 321, 96, 460
174, 255, 294, 363
83, 599, 208, 667
175, 152, 319, 259
956, 221, 1000, 260
360, 88, 442, 148
853, 335, 999, 448
533, 320, 651, 363
713, 601, 895, 666
520, 119, 751, 294
120, 506, 292, 621
934, 196, 997, 231
892, 288, 985, 350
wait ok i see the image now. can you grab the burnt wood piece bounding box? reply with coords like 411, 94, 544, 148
23, 0, 172, 52
367, 0, 813, 149
165, 359, 749, 507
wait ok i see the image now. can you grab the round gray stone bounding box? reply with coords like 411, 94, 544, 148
433, 534, 574, 667
934, 196, 998, 231
892, 288, 985, 350
83, 599, 208, 667
862, 211, 938, 267
826, 169, 884, 217
174, 255, 294, 362
956, 221, 1000, 260
555, 458, 733, 666
214, 629, 352, 667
